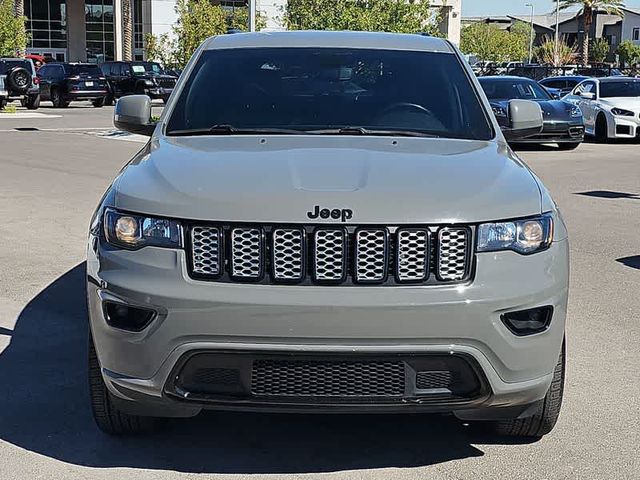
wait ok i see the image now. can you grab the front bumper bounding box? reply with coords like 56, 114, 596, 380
147, 87, 173, 99
88, 238, 569, 417
608, 114, 640, 139
517, 121, 584, 144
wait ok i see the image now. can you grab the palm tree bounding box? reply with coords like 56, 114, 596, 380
123, 0, 133, 61
560, 0, 625, 64
14, 0, 23, 18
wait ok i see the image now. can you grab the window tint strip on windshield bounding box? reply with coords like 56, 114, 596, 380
166, 47, 494, 140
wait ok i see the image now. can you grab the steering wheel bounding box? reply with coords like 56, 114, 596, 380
377, 102, 434, 119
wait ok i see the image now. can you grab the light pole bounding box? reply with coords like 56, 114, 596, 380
526, 3, 535, 64
555, 0, 560, 66
249, 0, 257, 32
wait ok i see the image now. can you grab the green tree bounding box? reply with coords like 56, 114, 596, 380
590, 37, 610, 63
560, 0, 624, 64
0, 0, 28, 57
507, 21, 533, 62
144, 33, 179, 69
284, 0, 440, 35
145, 0, 266, 69
460, 22, 530, 62
617, 40, 640, 66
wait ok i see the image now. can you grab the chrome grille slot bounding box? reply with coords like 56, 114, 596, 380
188, 224, 472, 285
355, 229, 388, 283
437, 228, 470, 281
396, 229, 429, 282
230, 227, 263, 279
272, 228, 304, 281
190, 226, 221, 276
313, 229, 346, 282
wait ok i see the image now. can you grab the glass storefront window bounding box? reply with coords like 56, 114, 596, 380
25, 0, 67, 50
85, 0, 115, 63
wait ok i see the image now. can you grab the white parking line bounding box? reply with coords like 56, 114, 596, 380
0, 112, 62, 119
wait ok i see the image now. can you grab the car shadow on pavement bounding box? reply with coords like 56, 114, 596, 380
616, 256, 640, 270
0, 263, 534, 474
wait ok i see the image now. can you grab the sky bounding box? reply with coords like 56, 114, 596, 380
463, 0, 640, 17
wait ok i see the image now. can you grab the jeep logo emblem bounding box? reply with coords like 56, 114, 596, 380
307, 205, 353, 222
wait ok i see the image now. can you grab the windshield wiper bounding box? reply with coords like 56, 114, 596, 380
308, 127, 440, 138
168, 124, 307, 136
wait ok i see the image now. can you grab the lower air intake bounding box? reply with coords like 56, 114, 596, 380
251, 359, 405, 397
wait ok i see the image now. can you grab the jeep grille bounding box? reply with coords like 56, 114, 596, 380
187, 224, 473, 286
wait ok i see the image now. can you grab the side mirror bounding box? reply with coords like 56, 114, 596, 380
502, 99, 543, 141
580, 92, 595, 100
114, 95, 156, 136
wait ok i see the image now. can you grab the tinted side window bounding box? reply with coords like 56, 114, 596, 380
101, 64, 111, 75
542, 80, 565, 89
38, 65, 49, 76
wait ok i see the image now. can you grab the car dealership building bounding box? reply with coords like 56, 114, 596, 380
24, 0, 461, 63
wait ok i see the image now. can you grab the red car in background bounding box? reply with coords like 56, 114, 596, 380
25, 54, 46, 70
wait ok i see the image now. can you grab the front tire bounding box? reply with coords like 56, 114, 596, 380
557, 142, 580, 151
25, 94, 40, 110
489, 339, 565, 438
595, 114, 609, 143
88, 331, 160, 435
51, 88, 69, 108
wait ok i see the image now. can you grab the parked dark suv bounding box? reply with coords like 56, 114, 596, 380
100, 61, 177, 104
0, 58, 40, 110
37, 63, 108, 107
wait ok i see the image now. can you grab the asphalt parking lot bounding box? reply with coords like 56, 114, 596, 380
0, 103, 638, 480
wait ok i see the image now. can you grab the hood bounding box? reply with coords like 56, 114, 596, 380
600, 97, 640, 110
113, 136, 542, 224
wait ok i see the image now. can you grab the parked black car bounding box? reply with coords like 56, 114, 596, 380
479, 76, 585, 150
100, 61, 177, 104
539, 76, 591, 97
36, 63, 108, 107
0, 58, 40, 110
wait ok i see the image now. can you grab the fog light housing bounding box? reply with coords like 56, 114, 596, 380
501, 306, 553, 336
103, 301, 156, 332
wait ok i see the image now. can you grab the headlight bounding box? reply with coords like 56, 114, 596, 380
492, 106, 507, 118
569, 106, 582, 118
477, 214, 553, 255
104, 208, 182, 249
144, 79, 155, 87
611, 108, 635, 117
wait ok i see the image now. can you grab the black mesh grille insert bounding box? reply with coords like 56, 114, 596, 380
416, 370, 454, 390
193, 368, 240, 386
251, 359, 405, 397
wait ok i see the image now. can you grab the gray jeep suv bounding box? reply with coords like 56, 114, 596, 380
0, 58, 40, 110
88, 31, 569, 438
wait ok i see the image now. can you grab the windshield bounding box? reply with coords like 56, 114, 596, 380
166, 47, 494, 140
480, 79, 552, 101
600, 80, 640, 98
65, 64, 103, 76
131, 62, 162, 75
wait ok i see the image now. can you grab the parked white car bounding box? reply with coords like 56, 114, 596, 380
564, 77, 640, 141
